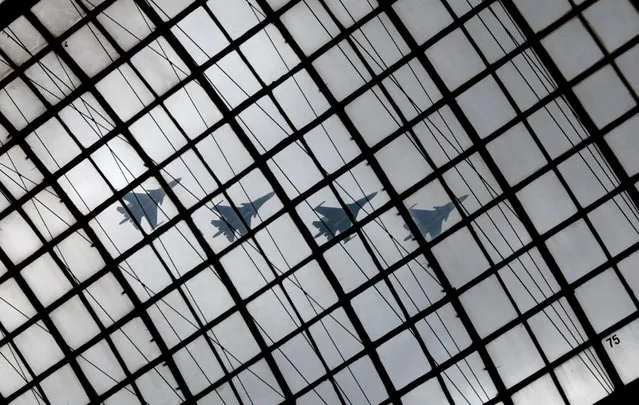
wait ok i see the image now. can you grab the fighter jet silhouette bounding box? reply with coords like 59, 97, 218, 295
211, 192, 275, 242
312, 192, 377, 243
117, 178, 181, 229
404, 195, 469, 240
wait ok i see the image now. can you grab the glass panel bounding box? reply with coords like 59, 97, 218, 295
1, 1, 638, 404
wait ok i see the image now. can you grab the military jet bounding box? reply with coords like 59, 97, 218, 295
117, 178, 181, 229
211, 192, 275, 242
404, 195, 469, 241
312, 192, 377, 243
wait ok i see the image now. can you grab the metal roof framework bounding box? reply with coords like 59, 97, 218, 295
0, 0, 637, 404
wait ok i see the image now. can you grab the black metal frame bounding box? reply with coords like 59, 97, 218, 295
0, 0, 638, 404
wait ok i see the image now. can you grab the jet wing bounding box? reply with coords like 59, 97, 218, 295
312, 212, 352, 241
314, 205, 344, 219
411, 209, 444, 238
214, 204, 238, 219
332, 218, 351, 235
120, 193, 147, 228
122, 192, 143, 205
211, 219, 237, 242
215, 205, 248, 233
312, 218, 333, 240
118, 204, 144, 229
121, 192, 163, 228
143, 203, 159, 228
211, 204, 246, 242
147, 188, 167, 206
426, 218, 443, 238
408, 207, 441, 239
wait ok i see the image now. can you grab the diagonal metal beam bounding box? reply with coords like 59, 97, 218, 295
0, 0, 40, 31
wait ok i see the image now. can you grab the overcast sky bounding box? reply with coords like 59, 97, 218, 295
0, 0, 638, 404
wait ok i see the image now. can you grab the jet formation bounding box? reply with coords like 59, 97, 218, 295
309, 192, 467, 243
116, 181, 467, 243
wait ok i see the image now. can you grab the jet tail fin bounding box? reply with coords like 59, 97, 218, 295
117, 206, 131, 224
312, 220, 330, 239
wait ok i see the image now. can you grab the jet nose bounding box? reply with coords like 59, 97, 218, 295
253, 191, 276, 210
356, 191, 377, 206
458, 194, 469, 204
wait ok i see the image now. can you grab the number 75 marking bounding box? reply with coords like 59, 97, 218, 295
605, 334, 620, 348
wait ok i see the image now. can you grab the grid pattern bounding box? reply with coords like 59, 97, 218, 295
0, 0, 638, 404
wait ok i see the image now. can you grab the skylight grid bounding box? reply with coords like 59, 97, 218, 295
0, 0, 637, 404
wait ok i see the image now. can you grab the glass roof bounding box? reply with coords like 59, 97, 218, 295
0, 0, 638, 404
